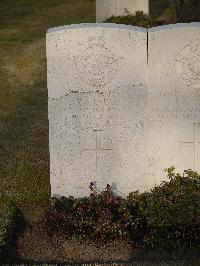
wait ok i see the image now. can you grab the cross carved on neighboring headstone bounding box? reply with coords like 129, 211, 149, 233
180, 123, 200, 172
83, 130, 113, 172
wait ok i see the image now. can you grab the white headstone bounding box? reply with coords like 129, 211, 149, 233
148, 23, 200, 184
47, 24, 149, 198
47, 23, 200, 198
96, 0, 149, 23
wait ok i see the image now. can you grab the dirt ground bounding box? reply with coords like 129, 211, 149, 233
4, 205, 200, 265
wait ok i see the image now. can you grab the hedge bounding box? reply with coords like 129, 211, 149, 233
45, 168, 200, 250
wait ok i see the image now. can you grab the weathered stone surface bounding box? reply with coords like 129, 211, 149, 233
47, 24, 148, 198
47, 23, 200, 198
148, 23, 200, 185
96, 0, 149, 23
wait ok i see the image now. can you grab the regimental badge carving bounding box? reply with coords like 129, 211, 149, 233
74, 34, 121, 87
175, 39, 200, 89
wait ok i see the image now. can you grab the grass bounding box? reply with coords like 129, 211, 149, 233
0, 0, 95, 206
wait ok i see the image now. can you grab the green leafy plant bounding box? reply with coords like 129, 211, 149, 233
45, 168, 200, 249
136, 167, 200, 249
45, 183, 132, 243
104, 11, 160, 28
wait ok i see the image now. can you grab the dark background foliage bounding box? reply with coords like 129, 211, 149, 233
105, 0, 200, 27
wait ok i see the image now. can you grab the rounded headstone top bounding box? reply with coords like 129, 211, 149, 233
149, 22, 200, 32
47, 22, 200, 35
47, 23, 147, 34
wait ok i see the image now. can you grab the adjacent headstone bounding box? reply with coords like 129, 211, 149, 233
47, 23, 200, 198
96, 0, 149, 23
148, 23, 200, 184
47, 24, 149, 198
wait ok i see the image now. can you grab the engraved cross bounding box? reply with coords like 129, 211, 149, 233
180, 123, 200, 172
83, 130, 113, 172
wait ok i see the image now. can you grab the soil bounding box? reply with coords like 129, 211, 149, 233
4, 205, 200, 265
